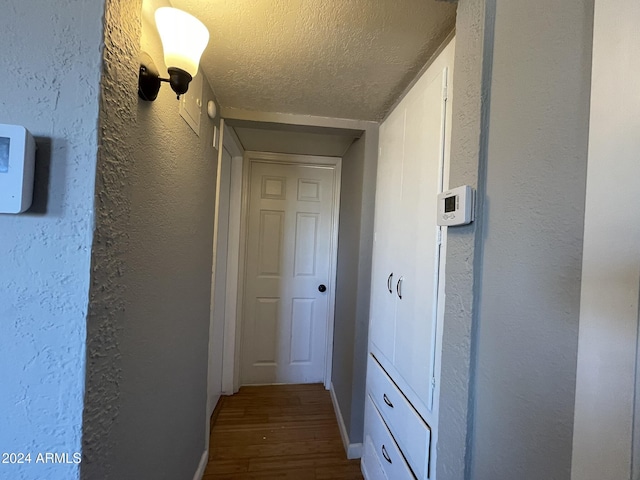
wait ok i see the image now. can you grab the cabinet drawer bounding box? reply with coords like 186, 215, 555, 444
367, 355, 431, 479
364, 394, 415, 480
362, 435, 388, 480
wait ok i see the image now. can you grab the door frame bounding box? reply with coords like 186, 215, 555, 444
207, 120, 244, 409
205, 119, 244, 457
232, 151, 342, 390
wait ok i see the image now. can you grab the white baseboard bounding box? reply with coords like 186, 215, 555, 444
330, 383, 363, 460
348, 442, 363, 460
192, 450, 208, 480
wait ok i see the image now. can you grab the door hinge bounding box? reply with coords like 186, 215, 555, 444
428, 377, 437, 410
443, 84, 448, 101
437, 228, 443, 246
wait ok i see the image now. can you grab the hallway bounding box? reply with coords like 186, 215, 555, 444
204, 384, 363, 479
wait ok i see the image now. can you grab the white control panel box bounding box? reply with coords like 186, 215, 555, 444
0, 124, 36, 214
437, 185, 475, 226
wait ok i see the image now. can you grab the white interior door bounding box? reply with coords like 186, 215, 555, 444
240, 155, 340, 385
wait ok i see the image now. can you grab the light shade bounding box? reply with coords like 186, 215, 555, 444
155, 7, 209, 78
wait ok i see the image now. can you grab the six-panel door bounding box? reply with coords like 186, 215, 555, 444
241, 160, 337, 385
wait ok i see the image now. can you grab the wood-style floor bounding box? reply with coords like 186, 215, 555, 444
203, 384, 364, 479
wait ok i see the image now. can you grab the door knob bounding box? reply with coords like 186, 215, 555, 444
318, 284, 327, 293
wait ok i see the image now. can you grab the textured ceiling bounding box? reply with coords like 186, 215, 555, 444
169, 0, 456, 121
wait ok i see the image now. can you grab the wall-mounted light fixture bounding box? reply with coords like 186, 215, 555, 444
139, 7, 209, 101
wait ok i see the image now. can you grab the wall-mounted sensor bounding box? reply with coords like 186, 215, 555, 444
207, 100, 217, 119
437, 185, 475, 226
0, 124, 36, 214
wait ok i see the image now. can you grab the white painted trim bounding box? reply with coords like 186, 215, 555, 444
360, 460, 371, 480
223, 124, 244, 158
192, 450, 208, 480
221, 108, 377, 132
349, 444, 363, 459
324, 158, 342, 390
234, 153, 251, 392
330, 382, 363, 460
235, 151, 342, 388
205, 119, 226, 443
429, 39, 456, 479
221, 154, 243, 395
219, 123, 245, 395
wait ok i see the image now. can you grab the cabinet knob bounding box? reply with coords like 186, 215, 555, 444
318, 284, 327, 293
387, 273, 393, 294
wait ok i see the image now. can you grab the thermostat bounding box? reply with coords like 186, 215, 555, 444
437, 185, 475, 226
0, 124, 36, 214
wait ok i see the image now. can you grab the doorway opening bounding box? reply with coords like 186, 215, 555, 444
238, 152, 342, 387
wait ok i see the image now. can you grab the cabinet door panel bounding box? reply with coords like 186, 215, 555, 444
368, 110, 405, 363
394, 67, 447, 408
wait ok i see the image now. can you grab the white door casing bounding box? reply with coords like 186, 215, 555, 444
221, 153, 244, 395
207, 145, 232, 415
239, 152, 341, 386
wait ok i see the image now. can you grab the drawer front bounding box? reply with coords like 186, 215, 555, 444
364, 394, 415, 480
367, 355, 431, 479
362, 436, 388, 480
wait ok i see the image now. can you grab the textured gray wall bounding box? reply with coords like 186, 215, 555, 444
470, 1, 593, 479
82, 1, 139, 476
82, 0, 219, 478
332, 137, 365, 434
0, 1, 105, 479
437, 1, 494, 478
348, 129, 378, 444
331, 128, 378, 447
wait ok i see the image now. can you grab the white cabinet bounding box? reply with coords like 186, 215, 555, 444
362, 393, 416, 480
367, 356, 431, 479
368, 109, 404, 363
364, 37, 455, 480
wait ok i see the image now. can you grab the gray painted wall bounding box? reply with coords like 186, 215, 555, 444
439, 1, 594, 479
436, 1, 494, 478
332, 137, 365, 434
0, 1, 105, 479
331, 129, 378, 447
348, 129, 378, 443
82, 0, 220, 478
571, 0, 640, 477
470, 1, 593, 479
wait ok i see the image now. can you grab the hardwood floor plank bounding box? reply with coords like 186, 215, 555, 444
203, 467, 317, 480
205, 384, 362, 480
210, 439, 344, 460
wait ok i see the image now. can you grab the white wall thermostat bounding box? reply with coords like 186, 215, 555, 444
437, 185, 475, 226
0, 124, 36, 214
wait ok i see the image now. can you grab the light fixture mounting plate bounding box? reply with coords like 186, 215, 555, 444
138, 52, 161, 101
